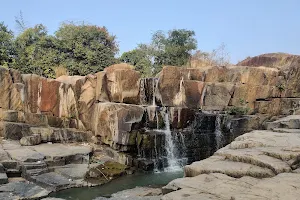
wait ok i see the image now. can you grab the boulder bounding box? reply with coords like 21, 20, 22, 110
157, 69, 205, 107
103, 64, 141, 104
203, 82, 234, 110
86, 102, 144, 149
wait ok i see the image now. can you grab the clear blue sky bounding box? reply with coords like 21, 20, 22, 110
2, 0, 300, 63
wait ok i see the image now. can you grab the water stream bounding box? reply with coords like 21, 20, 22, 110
50, 170, 183, 200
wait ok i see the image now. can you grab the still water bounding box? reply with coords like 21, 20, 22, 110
50, 170, 183, 200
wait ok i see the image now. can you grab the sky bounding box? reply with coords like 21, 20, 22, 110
1, 0, 300, 63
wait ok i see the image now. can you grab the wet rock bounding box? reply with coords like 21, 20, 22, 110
133, 159, 154, 171
20, 134, 42, 146
85, 161, 126, 184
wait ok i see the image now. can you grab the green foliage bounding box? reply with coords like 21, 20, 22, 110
0, 22, 15, 66
56, 22, 119, 75
120, 29, 197, 77
226, 106, 249, 115
13, 24, 60, 77
10, 22, 119, 77
276, 83, 285, 92
120, 46, 152, 77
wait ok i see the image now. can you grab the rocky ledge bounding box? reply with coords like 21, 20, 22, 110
162, 115, 300, 200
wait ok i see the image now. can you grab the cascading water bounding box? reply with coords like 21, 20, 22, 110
161, 107, 181, 171
215, 114, 223, 149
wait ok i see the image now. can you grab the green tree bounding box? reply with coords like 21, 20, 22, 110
121, 29, 197, 76
152, 29, 197, 71
55, 22, 119, 75
0, 22, 15, 66
13, 24, 61, 77
120, 45, 152, 77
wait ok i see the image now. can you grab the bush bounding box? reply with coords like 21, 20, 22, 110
226, 106, 249, 115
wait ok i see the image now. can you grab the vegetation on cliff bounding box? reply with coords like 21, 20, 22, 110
0, 17, 230, 78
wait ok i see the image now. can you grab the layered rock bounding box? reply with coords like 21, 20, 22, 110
162, 115, 300, 200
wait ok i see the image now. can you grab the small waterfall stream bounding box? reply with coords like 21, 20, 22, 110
161, 108, 180, 171
215, 114, 223, 149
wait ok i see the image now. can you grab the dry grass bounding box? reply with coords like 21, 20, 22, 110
186, 43, 231, 68
54, 65, 69, 78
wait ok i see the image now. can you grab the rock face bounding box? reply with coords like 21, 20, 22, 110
162, 115, 300, 200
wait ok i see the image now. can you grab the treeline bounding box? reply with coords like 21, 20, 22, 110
0, 20, 230, 78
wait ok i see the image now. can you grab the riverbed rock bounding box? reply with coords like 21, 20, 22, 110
20, 134, 42, 146
0, 180, 50, 199
162, 115, 300, 199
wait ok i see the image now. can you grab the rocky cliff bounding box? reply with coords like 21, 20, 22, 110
1, 60, 300, 169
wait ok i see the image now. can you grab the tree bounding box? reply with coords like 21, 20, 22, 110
13, 24, 61, 77
152, 29, 197, 72
0, 22, 15, 66
55, 22, 119, 75
121, 29, 197, 76
120, 45, 152, 77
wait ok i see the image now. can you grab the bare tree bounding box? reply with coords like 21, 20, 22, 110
15, 11, 28, 33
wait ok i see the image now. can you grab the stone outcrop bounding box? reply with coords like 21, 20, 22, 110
162, 115, 300, 200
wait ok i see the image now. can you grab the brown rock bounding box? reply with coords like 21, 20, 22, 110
0, 67, 13, 109
104, 64, 141, 104
87, 102, 144, 149
203, 82, 235, 110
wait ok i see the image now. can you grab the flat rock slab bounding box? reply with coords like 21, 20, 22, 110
54, 164, 89, 180
162, 173, 300, 200
0, 181, 50, 199
31, 143, 92, 159
185, 155, 275, 178
31, 172, 77, 192
6, 147, 44, 162
42, 198, 66, 200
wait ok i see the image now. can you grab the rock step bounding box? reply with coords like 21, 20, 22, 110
266, 115, 300, 130
22, 161, 49, 178
272, 128, 300, 133
30, 127, 92, 143
0, 173, 8, 184
24, 168, 49, 177
30, 172, 76, 192
22, 161, 48, 170
216, 148, 292, 174
184, 155, 275, 178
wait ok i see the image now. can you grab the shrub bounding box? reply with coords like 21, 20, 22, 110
226, 106, 249, 115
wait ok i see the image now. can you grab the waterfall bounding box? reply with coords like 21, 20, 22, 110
161, 107, 181, 171
215, 114, 223, 149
